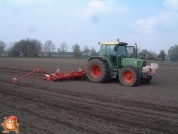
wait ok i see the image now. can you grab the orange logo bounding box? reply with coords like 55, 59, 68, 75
1, 116, 19, 133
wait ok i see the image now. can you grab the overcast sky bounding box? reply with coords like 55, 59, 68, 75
0, 0, 178, 53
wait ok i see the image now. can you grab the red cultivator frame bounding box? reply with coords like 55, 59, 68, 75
12, 68, 86, 84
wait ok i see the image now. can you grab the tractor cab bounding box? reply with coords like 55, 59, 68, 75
98, 41, 136, 67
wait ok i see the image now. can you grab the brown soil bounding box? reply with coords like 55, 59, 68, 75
0, 58, 178, 134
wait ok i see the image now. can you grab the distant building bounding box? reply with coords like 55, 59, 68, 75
169, 54, 178, 61
138, 49, 150, 60
16, 49, 24, 57
39, 51, 74, 58
1, 52, 9, 57
81, 52, 91, 56
165, 54, 170, 61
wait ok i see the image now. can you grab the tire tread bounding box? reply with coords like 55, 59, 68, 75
86, 58, 110, 83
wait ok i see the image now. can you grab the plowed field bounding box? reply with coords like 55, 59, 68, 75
0, 58, 178, 134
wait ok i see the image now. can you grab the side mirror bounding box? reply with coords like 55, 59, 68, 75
114, 45, 117, 51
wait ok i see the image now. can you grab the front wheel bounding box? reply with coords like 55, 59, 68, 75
119, 66, 141, 86
140, 77, 152, 84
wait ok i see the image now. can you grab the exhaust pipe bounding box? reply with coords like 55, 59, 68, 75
135, 43, 137, 58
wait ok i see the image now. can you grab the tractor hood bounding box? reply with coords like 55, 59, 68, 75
121, 58, 146, 68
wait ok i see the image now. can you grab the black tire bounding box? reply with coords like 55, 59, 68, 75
119, 66, 141, 87
140, 77, 152, 84
86, 58, 110, 83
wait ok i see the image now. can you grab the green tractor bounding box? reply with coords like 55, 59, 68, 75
86, 39, 158, 86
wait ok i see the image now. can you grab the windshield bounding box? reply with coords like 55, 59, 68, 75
118, 46, 128, 57
106, 45, 116, 55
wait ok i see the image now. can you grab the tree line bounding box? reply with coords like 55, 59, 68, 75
0, 38, 177, 61
0, 39, 98, 58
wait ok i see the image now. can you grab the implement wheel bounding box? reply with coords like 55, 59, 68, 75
87, 58, 110, 83
141, 77, 152, 84
119, 66, 141, 86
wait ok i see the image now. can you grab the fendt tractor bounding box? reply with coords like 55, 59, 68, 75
86, 39, 158, 86
12, 39, 158, 87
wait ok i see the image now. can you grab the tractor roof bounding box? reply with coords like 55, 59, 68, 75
98, 41, 128, 46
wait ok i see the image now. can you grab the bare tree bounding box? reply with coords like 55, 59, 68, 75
44, 40, 56, 57
0, 40, 6, 56
9, 39, 42, 57
83, 45, 90, 56
72, 44, 81, 58
168, 44, 178, 61
57, 48, 61, 57
157, 50, 166, 60
59, 42, 68, 57
137, 47, 141, 54
91, 46, 97, 56
148, 50, 158, 60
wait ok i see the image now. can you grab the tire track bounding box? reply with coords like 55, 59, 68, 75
1, 79, 178, 115
1, 81, 178, 133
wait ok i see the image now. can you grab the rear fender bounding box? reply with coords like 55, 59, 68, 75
88, 56, 106, 63
88, 56, 112, 68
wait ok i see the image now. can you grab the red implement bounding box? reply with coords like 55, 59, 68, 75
43, 68, 86, 81
12, 68, 86, 84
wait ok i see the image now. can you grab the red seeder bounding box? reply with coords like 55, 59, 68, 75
12, 68, 86, 84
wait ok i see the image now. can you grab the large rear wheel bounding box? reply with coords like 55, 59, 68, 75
86, 58, 110, 83
119, 66, 141, 86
